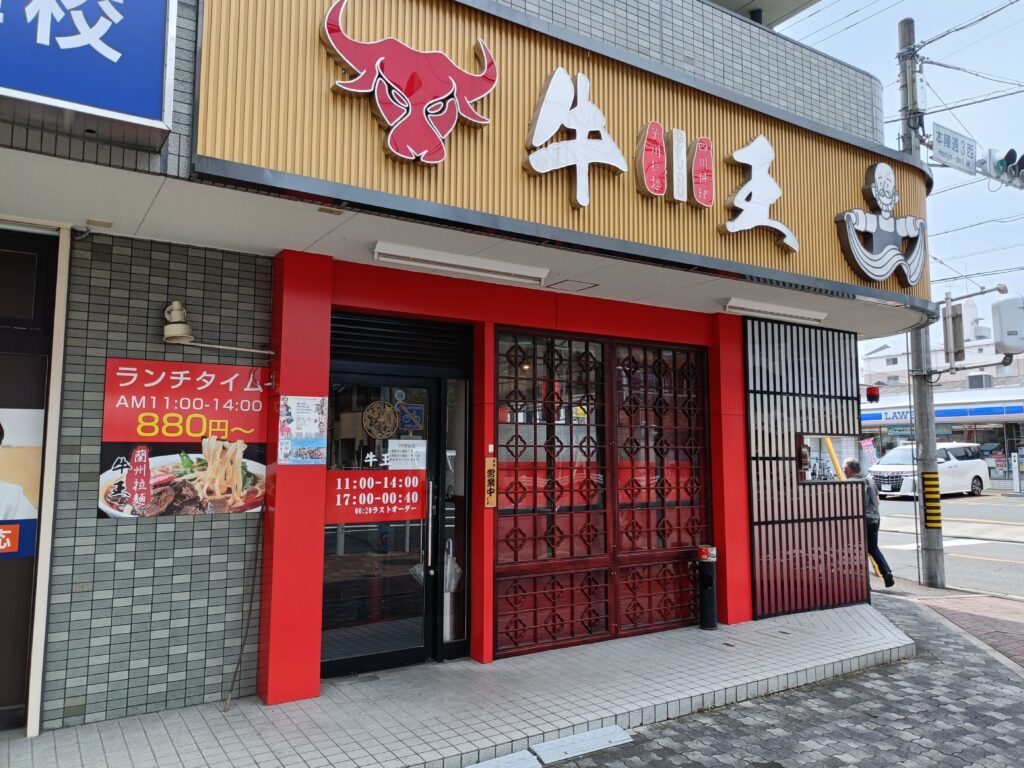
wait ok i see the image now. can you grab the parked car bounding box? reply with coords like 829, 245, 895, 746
869, 442, 987, 498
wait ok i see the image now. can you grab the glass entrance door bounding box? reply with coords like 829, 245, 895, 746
322, 375, 450, 675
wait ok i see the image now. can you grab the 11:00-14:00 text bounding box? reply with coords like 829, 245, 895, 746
115, 396, 263, 411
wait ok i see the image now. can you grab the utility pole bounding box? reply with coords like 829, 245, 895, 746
898, 18, 945, 588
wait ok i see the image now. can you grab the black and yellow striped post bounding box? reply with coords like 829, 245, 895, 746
921, 472, 942, 529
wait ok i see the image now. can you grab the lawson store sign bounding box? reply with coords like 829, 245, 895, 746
863, 403, 1024, 424
0, 0, 175, 128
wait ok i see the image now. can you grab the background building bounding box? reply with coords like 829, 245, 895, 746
862, 299, 1024, 391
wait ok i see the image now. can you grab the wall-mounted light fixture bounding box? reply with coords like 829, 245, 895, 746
724, 297, 827, 326
163, 301, 275, 356
373, 241, 549, 287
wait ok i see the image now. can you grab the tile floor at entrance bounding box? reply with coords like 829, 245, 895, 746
0, 604, 913, 768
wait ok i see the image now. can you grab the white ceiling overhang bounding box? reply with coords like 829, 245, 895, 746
0, 148, 932, 339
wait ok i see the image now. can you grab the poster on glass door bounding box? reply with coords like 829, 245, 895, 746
277, 395, 328, 465
325, 438, 428, 524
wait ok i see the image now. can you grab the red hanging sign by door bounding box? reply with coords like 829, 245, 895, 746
326, 469, 428, 524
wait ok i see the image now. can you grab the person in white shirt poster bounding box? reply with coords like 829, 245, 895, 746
0, 420, 38, 521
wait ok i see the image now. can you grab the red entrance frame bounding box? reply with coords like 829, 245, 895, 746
258, 250, 751, 705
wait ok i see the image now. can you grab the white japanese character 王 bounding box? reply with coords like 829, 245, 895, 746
719, 135, 799, 253
525, 68, 627, 208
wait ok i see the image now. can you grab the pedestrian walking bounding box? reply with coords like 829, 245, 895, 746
843, 457, 894, 588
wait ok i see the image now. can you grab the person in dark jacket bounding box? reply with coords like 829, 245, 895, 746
844, 457, 894, 588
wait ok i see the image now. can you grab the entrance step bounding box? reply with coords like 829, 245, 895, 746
530, 726, 632, 764
471, 751, 541, 768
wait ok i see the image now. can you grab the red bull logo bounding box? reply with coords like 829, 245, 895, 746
321, 0, 498, 165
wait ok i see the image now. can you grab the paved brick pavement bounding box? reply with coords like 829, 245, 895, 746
0, 604, 912, 768
924, 596, 1024, 669
560, 595, 1024, 768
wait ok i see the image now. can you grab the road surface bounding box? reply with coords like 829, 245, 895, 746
878, 494, 1024, 597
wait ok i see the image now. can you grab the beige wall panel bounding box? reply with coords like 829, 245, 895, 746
197, 0, 931, 298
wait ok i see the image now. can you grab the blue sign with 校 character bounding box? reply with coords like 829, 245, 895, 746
0, 0, 173, 125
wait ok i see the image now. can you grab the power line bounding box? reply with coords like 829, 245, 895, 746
777, 0, 845, 30
797, 0, 891, 42
937, 14, 1024, 58
916, 0, 1024, 50
930, 214, 1024, 237
884, 86, 1024, 122
920, 85, 1024, 111
932, 265, 1024, 283
931, 178, 989, 195
895, 24, 1024, 94
922, 59, 1024, 88
945, 240, 1024, 261
924, 82, 981, 147
929, 253, 984, 289
807, 0, 909, 46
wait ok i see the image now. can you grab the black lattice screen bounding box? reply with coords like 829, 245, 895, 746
745, 319, 868, 618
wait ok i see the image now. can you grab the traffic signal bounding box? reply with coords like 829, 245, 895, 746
977, 148, 1024, 187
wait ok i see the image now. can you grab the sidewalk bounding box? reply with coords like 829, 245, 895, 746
905, 593, 1024, 670
1, 604, 912, 768
559, 578, 1024, 767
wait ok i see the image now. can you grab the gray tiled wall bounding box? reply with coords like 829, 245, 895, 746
41, 234, 273, 729
484, 0, 883, 143
0, 0, 881, 179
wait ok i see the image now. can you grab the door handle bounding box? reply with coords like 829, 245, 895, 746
426, 480, 434, 568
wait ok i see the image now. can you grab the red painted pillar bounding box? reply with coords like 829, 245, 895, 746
707, 313, 753, 624
258, 250, 333, 704
470, 321, 496, 662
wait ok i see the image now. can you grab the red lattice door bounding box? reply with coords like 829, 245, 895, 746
495, 333, 710, 656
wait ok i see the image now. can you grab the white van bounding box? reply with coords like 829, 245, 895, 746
869, 442, 987, 498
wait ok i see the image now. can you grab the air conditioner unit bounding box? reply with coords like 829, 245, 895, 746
724, 298, 827, 326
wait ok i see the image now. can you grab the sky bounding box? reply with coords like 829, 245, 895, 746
775, 0, 1024, 341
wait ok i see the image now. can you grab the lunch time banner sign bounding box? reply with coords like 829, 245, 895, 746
98, 359, 270, 520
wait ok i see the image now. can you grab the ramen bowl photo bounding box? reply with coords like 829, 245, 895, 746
98, 437, 266, 518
